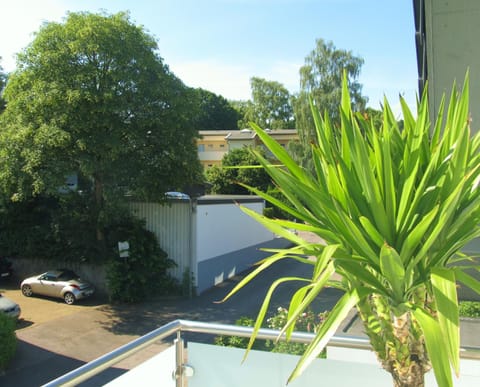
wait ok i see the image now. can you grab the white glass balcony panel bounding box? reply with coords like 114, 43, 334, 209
188, 343, 480, 387
105, 344, 176, 387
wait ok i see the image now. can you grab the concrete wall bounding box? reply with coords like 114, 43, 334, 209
194, 196, 276, 293
196, 237, 291, 294
9, 258, 108, 296
194, 200, 274, 263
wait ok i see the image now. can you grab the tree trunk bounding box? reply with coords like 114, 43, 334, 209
93, 172, 106, 252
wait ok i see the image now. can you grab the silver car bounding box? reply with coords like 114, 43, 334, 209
0, 293, 21, 319
21, 269, 95, 305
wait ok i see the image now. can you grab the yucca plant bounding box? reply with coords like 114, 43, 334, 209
221, 74, 480, 387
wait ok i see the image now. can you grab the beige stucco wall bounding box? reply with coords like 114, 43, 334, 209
425, 0, 480, 131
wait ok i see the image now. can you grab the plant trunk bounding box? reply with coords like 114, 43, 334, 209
357, 296, 431, 387
387, 313, 429, 386
391, 365, 425, 387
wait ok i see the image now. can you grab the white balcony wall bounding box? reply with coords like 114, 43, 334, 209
105, 345, 176, 387
187, 343, 480, 387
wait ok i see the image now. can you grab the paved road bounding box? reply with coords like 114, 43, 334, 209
1, 251, 343, 386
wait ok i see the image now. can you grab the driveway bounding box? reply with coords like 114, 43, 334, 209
1, 284, 103, 328
0, 233, 344, 386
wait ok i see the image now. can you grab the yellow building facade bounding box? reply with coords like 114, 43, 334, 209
197, 129, 298, 168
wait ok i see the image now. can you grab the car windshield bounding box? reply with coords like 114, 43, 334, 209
57, 270, 79, 281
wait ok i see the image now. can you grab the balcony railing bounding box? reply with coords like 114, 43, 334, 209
42, 319, 480, 387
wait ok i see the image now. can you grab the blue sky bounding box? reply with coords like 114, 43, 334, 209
1, 0, 418, 114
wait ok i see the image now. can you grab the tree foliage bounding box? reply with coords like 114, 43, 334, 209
0, 313, 16, 371
243, 77, 295, 129
293, 39, 367, 168
206, 147, 272, 195
0, 60, 6, 113
0, 11, 202, 246
230, 99, 250, 129
192, 88, 240, 131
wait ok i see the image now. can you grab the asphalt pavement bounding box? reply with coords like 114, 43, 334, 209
0, 248, 344, 387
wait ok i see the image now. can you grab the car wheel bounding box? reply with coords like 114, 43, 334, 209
64, 292, 76, 305
22, 284, 33, 297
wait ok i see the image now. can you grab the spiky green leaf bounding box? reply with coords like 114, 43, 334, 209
431, 268, 460, 375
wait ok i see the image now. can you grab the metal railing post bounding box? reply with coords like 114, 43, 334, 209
174, 331, 185, 387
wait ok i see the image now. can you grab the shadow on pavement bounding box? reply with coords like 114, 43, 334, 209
1, 340, 126, 387
97, 258, 343, 337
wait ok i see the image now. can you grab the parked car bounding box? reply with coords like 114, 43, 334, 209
21, 269, 95, 305
0, 256, 13, 279
0, 293, 21, 319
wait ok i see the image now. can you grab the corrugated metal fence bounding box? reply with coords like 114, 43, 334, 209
129, 201, 191, 282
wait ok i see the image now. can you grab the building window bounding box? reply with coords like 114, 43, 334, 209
198, 144, 205, 152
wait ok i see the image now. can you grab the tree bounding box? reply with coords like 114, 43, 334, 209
293, 39, 367, 168
192, 88, 240, 131
0, 11, 202, 248
0, 60, 6, 113
230, 99, 251, 129
244, 77, 295, 129
223, 76, 480, 387
206, 147, 272, 195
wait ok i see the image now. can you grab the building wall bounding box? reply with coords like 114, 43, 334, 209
194, 199, 274, 263
197, 131, 230, 168
193, 196, 280, 293
197, 129, 298, 169
421, 0, 480, 258
130, 196, 278, 294
424, 0, 480, 130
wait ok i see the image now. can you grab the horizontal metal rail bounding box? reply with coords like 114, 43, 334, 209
42, 319, 480, 387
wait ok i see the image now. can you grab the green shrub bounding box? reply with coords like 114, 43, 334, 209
265, 307, 328, 356
0, 313, 17, 371
214, 316, 263, 349
106, 216, 179, 302
214, 308, 328, 357
459, 301, 480, 318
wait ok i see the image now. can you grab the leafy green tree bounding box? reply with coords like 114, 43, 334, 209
244, 77, 295, 129
230, 99, 251, 129
223, 75, 480, 387
0, 11, 202, 247
206, 147, 272, 195
0, 60, 6, 113
293, 39, 367, 169
192, 88, 240, 131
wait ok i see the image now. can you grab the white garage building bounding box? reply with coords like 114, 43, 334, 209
130, 195, 291, 294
